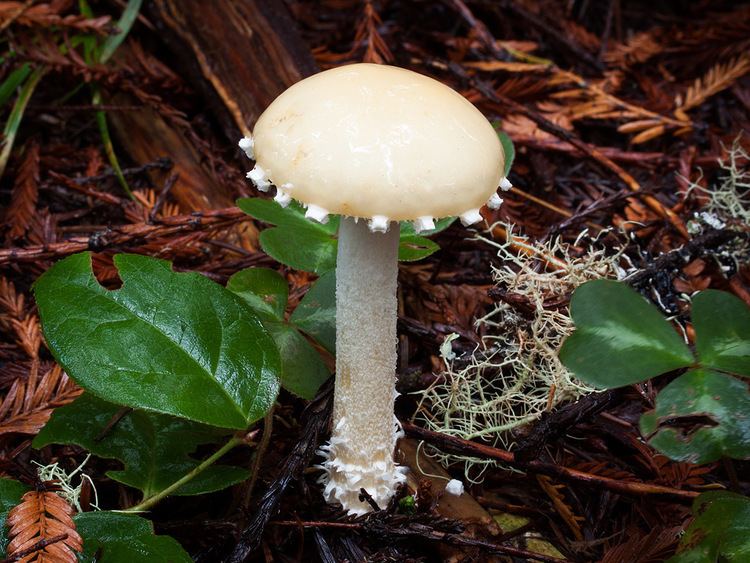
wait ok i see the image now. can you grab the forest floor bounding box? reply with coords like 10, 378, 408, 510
0, 0, 749, 561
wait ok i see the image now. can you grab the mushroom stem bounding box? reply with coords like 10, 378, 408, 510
320, 216, 405, 514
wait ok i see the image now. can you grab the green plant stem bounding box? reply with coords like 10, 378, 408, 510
124, 436, 244, 513
0, 66, 44, 181
92, 86, 135, 200
242, 407, 274, 509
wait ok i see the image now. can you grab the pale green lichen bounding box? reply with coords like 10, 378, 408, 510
414, 225, 624, 482
34, 455, 99, 512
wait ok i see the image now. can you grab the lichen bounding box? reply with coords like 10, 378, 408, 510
414, 224, 625, 482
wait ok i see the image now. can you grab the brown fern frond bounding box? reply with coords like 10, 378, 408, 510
0, 278, 40, 359
354, 0, 393, 64
536, 475, 584, 542
6, 489, 83, 562
0, 1, 111, 34
604, 30, 663, 67
676, 55, 750, 113
4, 141, 39, 242
124, 189, 182, 224
0, 363, 81, 436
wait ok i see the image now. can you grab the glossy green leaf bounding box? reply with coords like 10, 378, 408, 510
497, 130, 515, 176
34, 394, 249, 497
0, 478, 28, 556
226, 268, 288, 321
398, 235, 440, 262
640, 369, 750, 463
229, 267, 329, 398
559, 280, 694, 388
692, 290, 750, 377
668, 491, 750, 563
34, 252, 280, 429
75, 512, 191, 563
290, 270, 336, 355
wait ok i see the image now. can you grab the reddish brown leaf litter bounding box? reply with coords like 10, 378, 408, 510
0, 0, 748, 560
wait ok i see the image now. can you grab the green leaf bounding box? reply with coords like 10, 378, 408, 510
75, 512, 191, 563
238, 198, 339, 274
34, 252, 280, 429
559, 280, 694, 388
668, 491, 750, 563
398, 235, 440, 262
34, 394, 249, 498
0, 478, 28, 556
290, 270, 336, 355
640, 369, 750, 463
228, 267, 329, 399
267, 323, 330, 399
497, 130, 515, 176
226, 268, 288, 321
260, 227, 338, 274
239, 197, 450, 270
692, 290, 750, 377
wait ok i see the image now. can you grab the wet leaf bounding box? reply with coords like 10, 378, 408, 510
290, 270, 336, 355
34, 394, 249, 498
668, 491, 750, 562
692, 290, 750, 377
560, 280, 694, 388
75, 512, 191, 563
228, 267, 329, 399
34, 252, 280, 429
640, 369, 750, 463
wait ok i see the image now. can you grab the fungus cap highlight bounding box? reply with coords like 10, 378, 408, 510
251, 63, 505, 222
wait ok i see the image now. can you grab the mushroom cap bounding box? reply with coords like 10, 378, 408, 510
252, 63, 505, 221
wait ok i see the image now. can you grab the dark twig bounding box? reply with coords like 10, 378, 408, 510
402, 422, 699, 502
626, 228, 749, 288
227, 379, 333, 563
0, 207, 252, 265
149, 173, 179, 223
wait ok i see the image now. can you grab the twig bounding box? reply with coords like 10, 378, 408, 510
0, 207, 252, 265
241, 406, 274, 510
228, 379, 333, 563
402, 422, 699, 502
149, 173, 178, 223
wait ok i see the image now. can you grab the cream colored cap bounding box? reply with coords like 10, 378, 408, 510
249, 63, 505, 223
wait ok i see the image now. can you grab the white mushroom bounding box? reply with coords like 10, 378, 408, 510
499, 177, 513, 190
249, 63, 505, 515
487, 192, 503, 210
238, 136, 255, 159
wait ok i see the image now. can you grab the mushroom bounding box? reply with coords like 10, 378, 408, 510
242, 63, 506, 515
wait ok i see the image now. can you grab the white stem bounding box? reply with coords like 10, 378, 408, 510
319, 216, 405, 515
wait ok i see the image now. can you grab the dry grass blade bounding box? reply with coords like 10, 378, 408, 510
6, 489, 83, 562
4, 141, 39, 242
676, 55, 750, 114
0, 363, 82, 436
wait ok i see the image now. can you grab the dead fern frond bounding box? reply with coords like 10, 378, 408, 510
0, 278, 40, 359
354, 0, 393, 64
675, 55, 750, 115
4, 141, 39, 242
6, 489, 83, 562
124, 189, 181, 223
604, 30, 663, 67
0, 363, 82, 436
536, 475, 584, 542
0, 0, 111, 34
